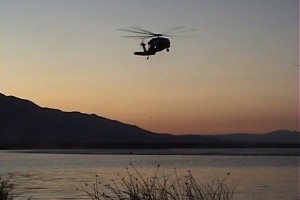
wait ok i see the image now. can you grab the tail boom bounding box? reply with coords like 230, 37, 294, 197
134, 51, 156, 56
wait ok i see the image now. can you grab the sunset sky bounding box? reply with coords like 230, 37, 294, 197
1, 0, 299, 134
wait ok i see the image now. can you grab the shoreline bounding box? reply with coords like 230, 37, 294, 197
2, 148, 299, 156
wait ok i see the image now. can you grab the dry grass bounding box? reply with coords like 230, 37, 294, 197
78, 164, 237, 200
0, 177, 14, 200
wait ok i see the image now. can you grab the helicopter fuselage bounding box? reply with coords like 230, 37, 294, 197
134, 37, 170, 57
148, 37, 170, 53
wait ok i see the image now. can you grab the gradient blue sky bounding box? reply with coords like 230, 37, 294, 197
1, 0, 299, 134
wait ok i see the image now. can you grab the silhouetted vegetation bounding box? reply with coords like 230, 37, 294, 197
0, 177, 14, 200
78, 164, 237, 200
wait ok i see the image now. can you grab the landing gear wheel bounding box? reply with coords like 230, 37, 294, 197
166, 48, 169, 52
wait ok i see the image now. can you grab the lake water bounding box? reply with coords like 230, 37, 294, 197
0, 149, 299, 200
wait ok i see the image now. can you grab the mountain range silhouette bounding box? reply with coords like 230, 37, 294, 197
0, 93, 299, 149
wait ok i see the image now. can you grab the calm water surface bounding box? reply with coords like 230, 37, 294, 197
0, 149, 299, 200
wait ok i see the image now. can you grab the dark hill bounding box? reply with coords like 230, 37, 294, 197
0, 93, 299, 149
0, 93, 218, 148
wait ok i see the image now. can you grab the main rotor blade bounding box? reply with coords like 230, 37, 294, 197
165, 27, 198, 35
163, 27, 198, 38
119, 28, 154, 36
121, 35, 153, 39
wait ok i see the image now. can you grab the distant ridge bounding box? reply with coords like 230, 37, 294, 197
0, 93, 299, 149
215, 130, 300, 144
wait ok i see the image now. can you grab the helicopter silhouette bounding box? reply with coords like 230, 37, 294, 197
120, 27, 195, 59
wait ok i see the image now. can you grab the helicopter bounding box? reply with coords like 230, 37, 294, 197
120, 27, 195, 59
